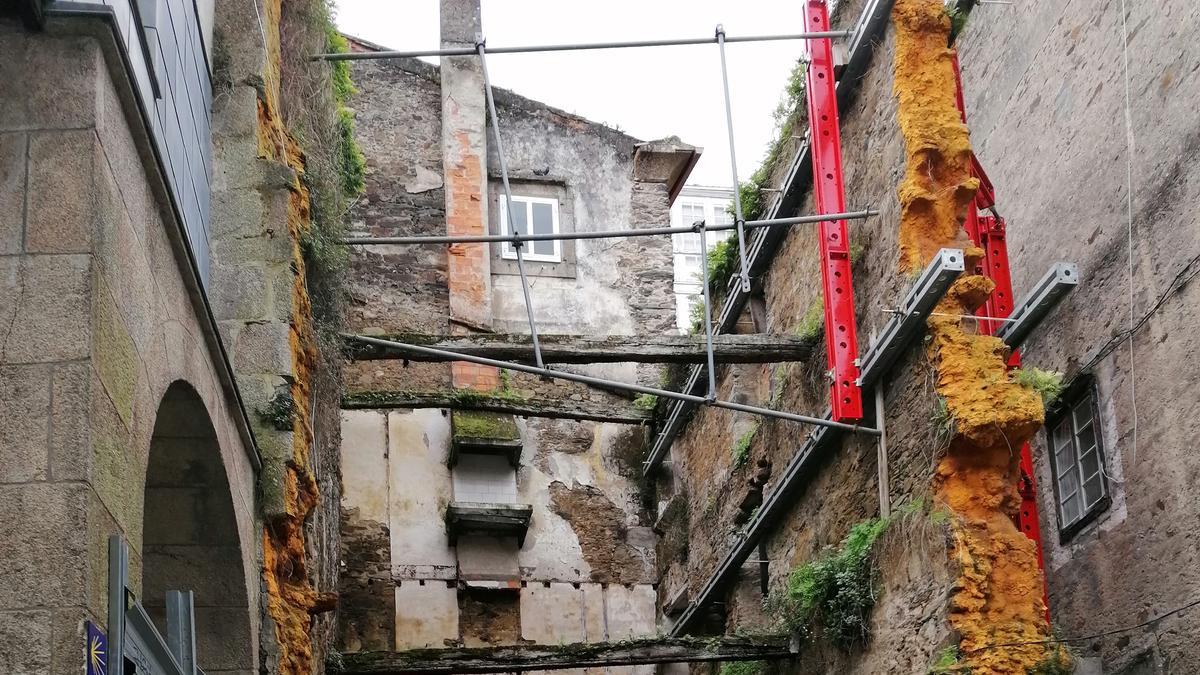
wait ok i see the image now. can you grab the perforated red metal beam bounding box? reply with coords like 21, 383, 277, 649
953, 54, 1050, 616
804, 0, 863, 422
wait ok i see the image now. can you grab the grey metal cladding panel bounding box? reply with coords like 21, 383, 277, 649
162, 99, 186, 195
158, 19, 177, 77
197, 163, 211, 227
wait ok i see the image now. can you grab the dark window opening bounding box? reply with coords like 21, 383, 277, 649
1047, 379, 1111, 541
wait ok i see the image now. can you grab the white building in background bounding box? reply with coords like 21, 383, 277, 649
670, 184, 738, 331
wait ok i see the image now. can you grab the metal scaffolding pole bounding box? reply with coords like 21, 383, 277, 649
715, 25, 752, 293
477, 39, 545, 369
341, 209, 878, 246
696, 221, 719, 399
343, 334, 880, 436
312, 30, 854, 61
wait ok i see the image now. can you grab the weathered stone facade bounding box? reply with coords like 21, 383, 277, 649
654, 0, 1200, 673
336, 0, 686, 660
0, 18, 260, 674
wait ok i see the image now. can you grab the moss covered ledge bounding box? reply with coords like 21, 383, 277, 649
341, 389, 653, 425
329, 635, 794, 674
450, 410, 522, 467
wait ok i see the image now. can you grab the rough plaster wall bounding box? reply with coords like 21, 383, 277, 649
0, 21, 260, 673
339, 411, 395, 651
340, 407, 658, 649
487, 90, 674, 344
520, 582, 655, 675
955, 1, 1200, 670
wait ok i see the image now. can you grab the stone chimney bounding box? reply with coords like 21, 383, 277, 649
440, 0, 497, 390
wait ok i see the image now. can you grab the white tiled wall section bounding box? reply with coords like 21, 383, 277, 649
453, 455, 518, 504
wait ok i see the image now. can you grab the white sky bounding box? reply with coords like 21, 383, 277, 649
331, 1, 813, 187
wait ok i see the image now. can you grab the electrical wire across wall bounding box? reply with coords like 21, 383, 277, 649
964, 595, 1200, 654
1072, 250, 1200, 379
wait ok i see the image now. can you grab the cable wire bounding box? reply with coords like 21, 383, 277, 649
964, 596, 1200, 653
1073, 251, 1200, 379
1119, 0, 1139, 462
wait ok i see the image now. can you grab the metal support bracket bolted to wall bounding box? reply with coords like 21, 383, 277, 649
953, 51, 1078, 620
804, 0, 863, 423
670, 248, 965, 635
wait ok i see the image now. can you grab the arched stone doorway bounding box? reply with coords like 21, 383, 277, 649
142, 381, 254, 673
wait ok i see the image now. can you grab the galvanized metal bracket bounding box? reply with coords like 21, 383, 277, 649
669, 247, 965, 636
995, 262, 1079, 348
858, 247, 966, 389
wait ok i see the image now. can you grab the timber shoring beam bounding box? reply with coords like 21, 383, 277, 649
341, 390, 652, 425
346, 333, 817, 364
329, 635, 794, 674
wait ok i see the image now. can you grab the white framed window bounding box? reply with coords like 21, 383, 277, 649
1048, 383, 1109, 536
679, 202, 706, 228
674, 232, 703, 255
499, 195, 561, 263
675, 253, 703, 284
712, 206, 734, 228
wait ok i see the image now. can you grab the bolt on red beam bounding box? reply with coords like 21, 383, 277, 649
953, 53, 1050, 620
804, 0, 863, 422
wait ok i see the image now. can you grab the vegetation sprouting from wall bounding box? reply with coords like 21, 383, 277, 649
764, 504, 926, 651
735, 60, 809, 223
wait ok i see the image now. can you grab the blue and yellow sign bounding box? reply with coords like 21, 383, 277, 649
86, 621, 107, 675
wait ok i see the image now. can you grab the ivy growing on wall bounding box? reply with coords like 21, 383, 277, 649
766, 503, 928, 649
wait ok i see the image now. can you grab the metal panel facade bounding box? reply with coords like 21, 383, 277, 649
50, 0, 215, 284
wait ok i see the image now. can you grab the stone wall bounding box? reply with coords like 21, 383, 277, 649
210, 0, 348, 669
958, 1, 1200, 671
337, 14, 677, 658
656, 0, 1200, 672
0, 18, 259, 674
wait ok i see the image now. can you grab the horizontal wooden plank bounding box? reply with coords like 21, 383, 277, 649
342, 390, 653, 425
330, 635, 794, 674
346, 333, 815, 364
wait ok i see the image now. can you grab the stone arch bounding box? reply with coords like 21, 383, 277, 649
142, 380, 254, 673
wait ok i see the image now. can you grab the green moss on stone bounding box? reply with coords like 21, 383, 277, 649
93, 278, 138, 426
451, 410, 520, 442
732, 424, 758, 469
258, 389, 297, 431
720, 661, 769, 675
794, 301, 824, 344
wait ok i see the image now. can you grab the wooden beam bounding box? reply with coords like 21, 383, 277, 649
347, 333, 815, 364
329, 636, 794, 674
341, 390, 653, 425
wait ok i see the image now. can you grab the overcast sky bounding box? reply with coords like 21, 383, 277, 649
331, 1, 815, 187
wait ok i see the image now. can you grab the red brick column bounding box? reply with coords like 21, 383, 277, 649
441, 0, 497, 391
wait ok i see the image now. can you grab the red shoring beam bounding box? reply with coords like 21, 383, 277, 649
952, 53, 1050, 617
803, 0, 863, 422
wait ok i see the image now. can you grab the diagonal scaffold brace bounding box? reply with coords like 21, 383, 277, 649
804, 0, 863, 422
477, 37, 545, 371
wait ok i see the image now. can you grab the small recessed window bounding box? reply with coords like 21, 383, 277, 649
1048, 382, 1110, 537
499, 196, 561, 263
